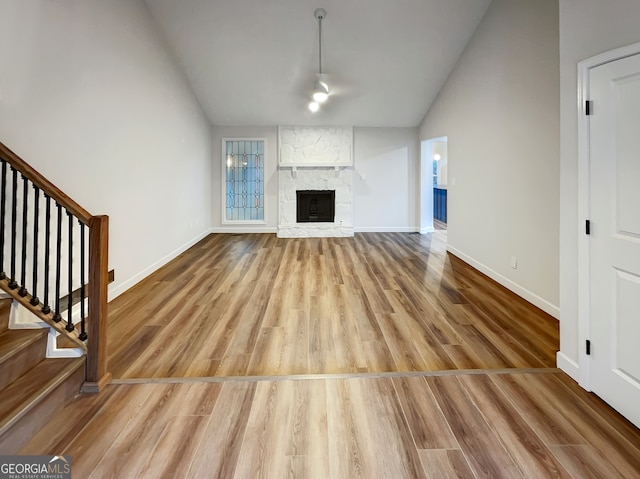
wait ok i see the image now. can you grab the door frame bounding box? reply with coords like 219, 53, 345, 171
577, 41, 640, 390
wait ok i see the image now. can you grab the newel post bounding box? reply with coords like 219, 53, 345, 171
82, 215, 112, 393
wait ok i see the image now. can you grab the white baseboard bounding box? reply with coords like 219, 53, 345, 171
46, 329, 83, 358
9, 301, 49, 329
354, 226, 420, 233
210, 226, 427, 235
420, 226, 435, 234
108, 229, 214, 301
446, 245, 560, 319
209, 226, 277, 234
556, 351, 580, 384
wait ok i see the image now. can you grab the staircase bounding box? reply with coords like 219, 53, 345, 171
0, 298, 85, 453
0, 140, 111, 452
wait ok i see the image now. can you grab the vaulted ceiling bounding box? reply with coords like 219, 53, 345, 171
144, 0, 492, 127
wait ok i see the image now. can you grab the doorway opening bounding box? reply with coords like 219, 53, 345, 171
420, 137, 448, 233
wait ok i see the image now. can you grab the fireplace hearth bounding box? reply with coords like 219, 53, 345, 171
296, 190, 335, 223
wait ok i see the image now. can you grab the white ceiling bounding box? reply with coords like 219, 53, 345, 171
144, 0, 492, 127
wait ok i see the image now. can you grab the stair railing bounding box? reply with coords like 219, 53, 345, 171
0, 141, 110, 392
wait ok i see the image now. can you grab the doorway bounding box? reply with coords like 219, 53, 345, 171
420, 137, 448, 233
432, 138, 448, 230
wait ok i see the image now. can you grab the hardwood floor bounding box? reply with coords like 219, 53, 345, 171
434, 219, 447, 230
18, 232, 640, 477
107, 232, 558, 378
21, 371, 640, 478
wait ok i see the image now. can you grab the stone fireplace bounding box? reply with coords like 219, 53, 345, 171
277, 126, 353, 237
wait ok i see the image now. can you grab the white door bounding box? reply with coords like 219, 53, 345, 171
589, 52, 640, 428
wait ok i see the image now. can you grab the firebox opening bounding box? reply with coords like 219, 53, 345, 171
296, 190, 335, 223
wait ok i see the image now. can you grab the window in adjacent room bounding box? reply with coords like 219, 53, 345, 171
223, 139, 265, 223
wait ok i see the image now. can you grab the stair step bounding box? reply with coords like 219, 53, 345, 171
0, 298, 11, 333
0, 357, 84, 454
57, 332, 80, 350
0, 328, 48, 391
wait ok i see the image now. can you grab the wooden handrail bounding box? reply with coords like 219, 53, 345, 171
0, 142, 92, 224
0, 141, 110, 392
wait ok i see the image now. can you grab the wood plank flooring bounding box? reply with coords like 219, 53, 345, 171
19, 231, 640, 477
107, 232, 559, 378
20, 371, 640, 478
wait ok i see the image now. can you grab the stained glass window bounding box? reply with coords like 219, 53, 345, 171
224, 139, 265, 222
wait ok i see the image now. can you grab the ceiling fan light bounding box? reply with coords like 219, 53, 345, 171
312, 80, 329, 103
309, 101, 320, 112
312, 90, 329, 103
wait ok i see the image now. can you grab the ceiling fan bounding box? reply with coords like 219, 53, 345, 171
308, 8, 330, 113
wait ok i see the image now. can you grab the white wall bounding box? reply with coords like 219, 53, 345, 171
419, 0, 560, 317
559, 0, 640, 377
211, 126, 278, 232
0, 0, 212, 299
353, 128, 420, 232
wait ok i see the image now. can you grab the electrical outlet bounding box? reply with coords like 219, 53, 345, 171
510, 256, 518, 269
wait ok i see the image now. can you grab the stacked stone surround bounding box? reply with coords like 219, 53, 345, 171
277, 126, 354, 238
